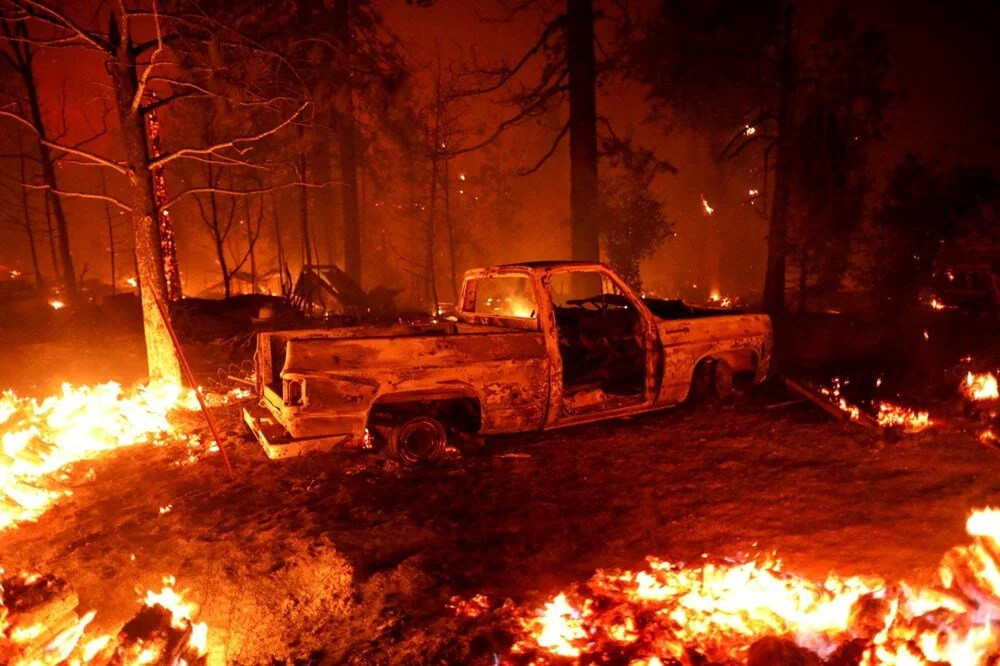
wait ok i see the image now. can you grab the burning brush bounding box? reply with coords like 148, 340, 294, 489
0, 571, 207, 665
457, 508, 1000, 665
0, 381, 249, 532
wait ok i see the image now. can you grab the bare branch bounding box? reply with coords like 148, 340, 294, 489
0, 109, 127, 173
24, 183, 131, 212
150, 102, 308, 168
518, 120, 570, 176
12, 0, 109, 52
130, 0, 168, 113
164, 179, 335, 210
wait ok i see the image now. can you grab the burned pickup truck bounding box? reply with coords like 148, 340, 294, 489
244, 261, 771, 461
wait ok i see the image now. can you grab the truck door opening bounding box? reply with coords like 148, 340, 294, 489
548, 270, 645, 408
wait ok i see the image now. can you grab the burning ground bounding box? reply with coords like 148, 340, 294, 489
1, 341, 999, 663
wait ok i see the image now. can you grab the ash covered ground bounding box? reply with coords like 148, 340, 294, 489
1, 326, 998, 664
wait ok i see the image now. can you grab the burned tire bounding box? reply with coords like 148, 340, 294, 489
692, 358, 735, 402
712, 359, 734, 401
386, 416, 448, 464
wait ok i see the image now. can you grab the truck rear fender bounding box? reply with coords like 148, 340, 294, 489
366, 387, 484, 435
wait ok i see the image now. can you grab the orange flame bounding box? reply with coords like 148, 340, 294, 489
963, 372, 999, 401
514, 508, 1000, 664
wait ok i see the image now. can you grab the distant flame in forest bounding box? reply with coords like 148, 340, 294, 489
48, 300, 65, 310
963, 372, 999, 401
700, 195, 714, 215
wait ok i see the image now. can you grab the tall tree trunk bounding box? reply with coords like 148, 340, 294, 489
24, 78, 76, 295
426, 159, 440, 312
17, 142, 44, 288
43, 191, 60, 285
763, 5, 796, 316
247, 197, 258, 293
208, 178, 231, 299
298, 139, 313, 268
566, 0, 600, 262
101, 175, 116, 294
340, 90, 361, 285
312, 130, 337, 265
443, 157, 459, 302
108, 21, 182, 383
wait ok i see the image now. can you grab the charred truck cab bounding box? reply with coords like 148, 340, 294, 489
244, 262, 772, 460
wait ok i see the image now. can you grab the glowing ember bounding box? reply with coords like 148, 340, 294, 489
963, 372, 999, 401
512, 508, 1000, 664
700, 195, 714, 215
876, 402, 932, 432
0, 380, 200, 530
708, 292, 736, 308
48, 300, 65, 310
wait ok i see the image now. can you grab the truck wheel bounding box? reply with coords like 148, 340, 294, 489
387, 416, 448, 464
692, 358, 734, 402
712, 359, 735, 401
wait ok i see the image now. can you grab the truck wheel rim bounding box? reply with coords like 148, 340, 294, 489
398, 419, 444, 463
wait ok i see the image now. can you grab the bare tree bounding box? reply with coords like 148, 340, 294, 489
0, 0, 309, 381
0, 17, 77, 294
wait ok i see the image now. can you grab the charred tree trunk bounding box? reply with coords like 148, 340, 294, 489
248, 197, 259, 294
443, 157, 459, 302
312, 127, 337, 265
426, 158, 440, 312
17, 142, 44, 288
763, 5, 796, 316
101, 175, 116, 294
339, 90, 362, 285
23, 75, 76, 295
566, 0, 600, 262
298, 136, 313, 268
43, 193, 59, 283
107, 16, 182, 383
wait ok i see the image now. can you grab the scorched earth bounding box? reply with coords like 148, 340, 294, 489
1, 334, 999, 664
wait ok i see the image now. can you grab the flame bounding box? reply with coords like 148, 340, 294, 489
48, 300, 65, 310
514, 508, 1000, 664
963, 372, 999, 401
0, 380, 200, 531
819, 380, 932, 432
0, 573, 209, 664
876, 402, 932, 432
126, 277, 138, 288
700, 195, 714, 215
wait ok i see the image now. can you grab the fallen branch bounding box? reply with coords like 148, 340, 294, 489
779, 375, 880, 430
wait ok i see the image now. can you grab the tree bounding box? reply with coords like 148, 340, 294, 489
860, 154, 999, 301
785, 10, 890, 309
0, 0, 308, 382
633, 1, 890, 313
0, 17, 78, 295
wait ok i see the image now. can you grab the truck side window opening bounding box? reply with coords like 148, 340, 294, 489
471, 275, 537, 319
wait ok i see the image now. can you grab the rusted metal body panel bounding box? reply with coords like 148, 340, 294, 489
244, 262, 772, 459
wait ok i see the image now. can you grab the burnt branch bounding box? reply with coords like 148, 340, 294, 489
518, 119, 570, 176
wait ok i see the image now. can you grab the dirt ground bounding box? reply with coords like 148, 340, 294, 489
1, 328, 998, 664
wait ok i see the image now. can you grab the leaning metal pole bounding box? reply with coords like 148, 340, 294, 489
151, 292, 235, 479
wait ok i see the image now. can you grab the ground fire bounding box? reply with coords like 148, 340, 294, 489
0, 382, 244, 531
502, 508, 1000, 664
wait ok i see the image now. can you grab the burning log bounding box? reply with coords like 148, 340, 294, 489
1, 571, 208, 665
779, 376, 880, 429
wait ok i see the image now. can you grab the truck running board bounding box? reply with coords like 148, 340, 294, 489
243, 403, 350, 459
